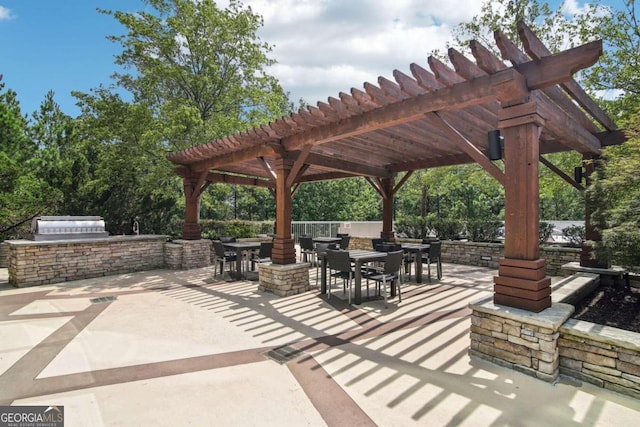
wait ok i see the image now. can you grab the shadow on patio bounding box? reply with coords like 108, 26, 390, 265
0, 264, 639, 426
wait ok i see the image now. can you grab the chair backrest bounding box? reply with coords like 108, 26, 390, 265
326, 249, 352, 273
259, 241, 273, 258
299, 236, 314, 251
340, 235, 351, 250
428, 241, 441, 259
372, 238, 384, 250
212, 240, 226, 257
384, 250, 404, 275
377, 242, 401, 252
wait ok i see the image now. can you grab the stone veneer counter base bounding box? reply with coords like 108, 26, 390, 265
7, 235, 168, 287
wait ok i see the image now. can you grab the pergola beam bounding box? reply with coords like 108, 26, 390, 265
517, 21, 616, 131
206, 171, 275, 188
539, 155, 584, 191
305, 152, 392, 178
282, 67, 528, 152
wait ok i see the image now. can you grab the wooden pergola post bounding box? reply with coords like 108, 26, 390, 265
272, 155, 296, 264
182, 174, 204, 240
494, 102, 552, 312
380, 176, 396, 241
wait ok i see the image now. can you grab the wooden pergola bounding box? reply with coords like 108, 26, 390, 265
167, 22, 624, 312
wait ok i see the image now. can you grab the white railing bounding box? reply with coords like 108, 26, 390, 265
291, 221, 384, 242
291, 221, 342, 242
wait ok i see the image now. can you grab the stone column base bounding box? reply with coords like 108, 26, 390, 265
258, 262, 310, 297
469, 298, 574, 382
169, 239, 212, 269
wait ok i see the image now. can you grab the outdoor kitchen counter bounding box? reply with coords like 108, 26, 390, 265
6, 235, 169, 287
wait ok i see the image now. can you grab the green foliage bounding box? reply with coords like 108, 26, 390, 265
73, 88, 181, 235
198, 219, 273, 240
562, 225, 585, 248
583, 0, 640, 120
539, 152, 585, 219
292, 178, 380, 221
437, 0, 604, 59
539, 221, 555, 244
101, 0, 288, 152
588, 113, 640, 269
0, 79, 61, 239
467, 219, 503, 242
394, 216, 429, 239
428, 214, 466, 241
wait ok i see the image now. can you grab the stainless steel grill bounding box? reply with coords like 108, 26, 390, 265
29, 216, 109, 241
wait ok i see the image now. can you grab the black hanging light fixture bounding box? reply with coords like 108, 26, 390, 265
574, 166, 584, 184
488, 130, 504, 160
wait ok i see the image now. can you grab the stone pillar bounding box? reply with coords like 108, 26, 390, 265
258, 263, 310, 296
494, 103, 551, 312
469, 300, 574, 383
381, 176, 396, 241
171, 239, 211, 269
272, 156, 296, 265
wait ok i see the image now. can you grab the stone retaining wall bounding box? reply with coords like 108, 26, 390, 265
7, 236, 168, 287
349, 237, 580, 276
469, 300, 573, 382
559, 319, 640, 399
0, 242, 8, 268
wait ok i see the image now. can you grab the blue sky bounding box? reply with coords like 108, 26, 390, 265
0, 0, 628, 118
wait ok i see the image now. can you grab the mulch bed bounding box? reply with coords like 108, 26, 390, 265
572, 279, 640, 334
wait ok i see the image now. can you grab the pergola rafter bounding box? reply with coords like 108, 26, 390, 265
167, 22, 626, 312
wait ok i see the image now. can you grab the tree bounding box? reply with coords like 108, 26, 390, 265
100, 0, 289, 151
588, 113, 640, 270
73, 87, 181, 234
292, 178, 380, 221
29, 91, 91, 215
440, 0, 604, 57
583, 0, 640, 120
0, 78, 60, 238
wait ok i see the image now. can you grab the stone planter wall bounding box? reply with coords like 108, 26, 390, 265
469, 300, 573, 382
7, 235, 168, 287
559, 319, 640, 399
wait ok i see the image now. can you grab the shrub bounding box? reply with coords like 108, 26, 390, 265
429, 215, 465, 240
395, 215, 429, 239
539, 221, 554, 244
562, 225, 585, 248
467, 219, 503, 242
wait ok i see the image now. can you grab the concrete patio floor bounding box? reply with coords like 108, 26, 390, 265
1, 264, 640, 426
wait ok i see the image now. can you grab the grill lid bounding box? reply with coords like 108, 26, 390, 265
29, 216, 109, 241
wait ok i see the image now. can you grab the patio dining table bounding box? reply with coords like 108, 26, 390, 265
223, 241, 262, 280
320, 249, 389, 305
400, 243, 430, 283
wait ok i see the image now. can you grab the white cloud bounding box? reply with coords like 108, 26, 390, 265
224, 0, 483, 106
0, 5, 14, 20
561, 0, 584, 15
